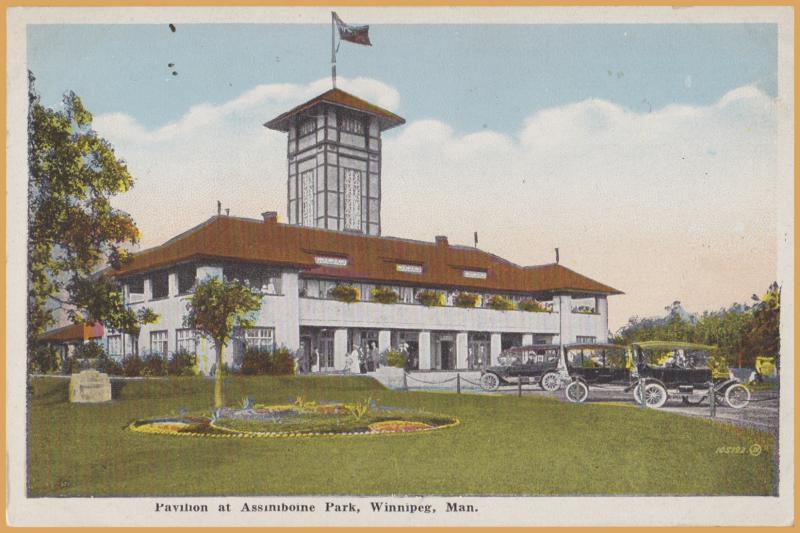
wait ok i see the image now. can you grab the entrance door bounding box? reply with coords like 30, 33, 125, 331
318, 333, 334, 371
440, 341, 455, 370
299, 335, 312, 373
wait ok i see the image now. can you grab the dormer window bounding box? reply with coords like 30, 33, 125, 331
396, 263, 423, 274
314, 255, 348, 267
463, 270, 488, 280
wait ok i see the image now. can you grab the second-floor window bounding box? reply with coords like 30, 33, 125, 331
177, 266, 196, 294
151, 272, 169, 299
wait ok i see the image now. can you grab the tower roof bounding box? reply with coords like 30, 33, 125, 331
264, 88, 406, 132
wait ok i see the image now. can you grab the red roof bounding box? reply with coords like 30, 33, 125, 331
264, 88, 406, 132
110, 216, 622, 296
41, 323, 104, 343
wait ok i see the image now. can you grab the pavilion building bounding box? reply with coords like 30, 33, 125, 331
101, 88, 621, 374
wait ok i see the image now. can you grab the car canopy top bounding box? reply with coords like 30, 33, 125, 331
564, 343, 628, 351
632, 341, 718, 352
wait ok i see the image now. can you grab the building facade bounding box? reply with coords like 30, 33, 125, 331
101, 88, 621, 374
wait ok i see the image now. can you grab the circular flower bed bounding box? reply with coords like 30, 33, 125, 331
128, 400, 459, 438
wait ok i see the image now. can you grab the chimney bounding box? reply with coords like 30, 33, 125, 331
435, 235, 448, 247
261, 211, 278, 223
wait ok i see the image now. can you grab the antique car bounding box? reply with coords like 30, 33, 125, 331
630, 341, 750, 409
479, 344, 563, 392
563, 341, 750, 409
562, 343, 633, 403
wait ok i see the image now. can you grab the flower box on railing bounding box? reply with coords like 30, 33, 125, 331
329, 284, 360, 303
371, 286, 399, 304
416, 290, 444, 307
454, 292, 480, 308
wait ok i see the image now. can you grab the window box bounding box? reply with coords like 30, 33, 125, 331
487, 295, 515, 311
329, 284, 360, 303
371, 286, 399, 304
454, 292, 480, 308
518, 299, 550, 313
416, 290, 444, 307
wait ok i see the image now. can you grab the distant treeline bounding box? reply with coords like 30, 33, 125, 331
615, 282, 780, 369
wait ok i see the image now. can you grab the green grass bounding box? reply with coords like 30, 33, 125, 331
28, 375, 774, 496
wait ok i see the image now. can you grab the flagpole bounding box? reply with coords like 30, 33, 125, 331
331, 12, 337, 88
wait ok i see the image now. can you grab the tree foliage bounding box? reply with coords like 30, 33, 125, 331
183, 278, 262, 407
27, 72, 156, 367
617, 283, 781, 368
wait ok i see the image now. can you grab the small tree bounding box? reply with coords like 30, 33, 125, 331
183, 278, 262, 408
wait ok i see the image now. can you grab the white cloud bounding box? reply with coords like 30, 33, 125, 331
94, 79, 778, 330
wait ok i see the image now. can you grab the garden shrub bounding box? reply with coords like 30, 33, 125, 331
122, 354, 144, 377
371, 286, 398, 304
329, 284, 360, 303
518, 299, 548, 312
271, 347, 296, 375
29, 344, 59, 374
240, 347, 272, 375
416, 290, 444, 307
385, 350, 407, 368
95, 354, 123, 376
168, 350, 197, 376
142, 354, 168, 377
241, 347, 296, 376
487, 295, 514, 311
454, 292, 480, 308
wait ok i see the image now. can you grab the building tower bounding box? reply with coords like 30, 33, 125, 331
264, 89, 405, 236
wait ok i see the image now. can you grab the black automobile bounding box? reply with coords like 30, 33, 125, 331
563, 341, 750, 409
630, 341, 749, 409
562, 343, 633, 403
479, 344, 563, 392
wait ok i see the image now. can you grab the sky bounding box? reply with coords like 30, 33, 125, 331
26, 21, 780, 331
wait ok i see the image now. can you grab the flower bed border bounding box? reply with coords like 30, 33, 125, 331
128, 413, 460, 439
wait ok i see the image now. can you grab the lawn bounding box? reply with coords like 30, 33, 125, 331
28, 375, 774, 496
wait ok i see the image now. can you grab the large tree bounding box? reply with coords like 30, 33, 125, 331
617, 283, 781, 368
183, 278, 262, 408
27, 72, 155, 369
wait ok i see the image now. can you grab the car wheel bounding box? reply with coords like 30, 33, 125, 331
540, 372, 561, 392
480, 373, 500, 392
565, 380, 588, 403
724, 383, 751, 409
634, 382, 668, 408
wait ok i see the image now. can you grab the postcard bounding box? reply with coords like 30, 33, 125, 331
5, 5, 795, 527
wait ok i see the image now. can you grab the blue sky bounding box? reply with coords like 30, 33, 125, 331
25, 21, 781, 328
28, 23, 776, 135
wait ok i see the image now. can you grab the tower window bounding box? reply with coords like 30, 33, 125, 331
343, 168, 362, 230
299, 118, 315, 136
340, 114, 364, 134
301, 170, 316, 227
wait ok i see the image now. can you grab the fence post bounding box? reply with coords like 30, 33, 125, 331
709, 381, 716, 418
518, 375, 522, 397
403, 372, 408, 392
456, 373, 461, 394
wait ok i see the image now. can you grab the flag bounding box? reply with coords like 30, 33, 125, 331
333, 12, 372, 46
